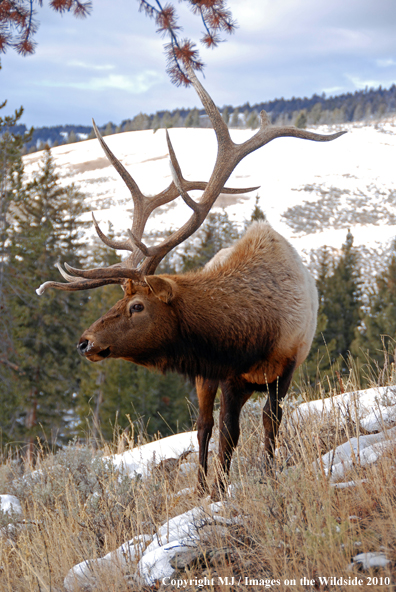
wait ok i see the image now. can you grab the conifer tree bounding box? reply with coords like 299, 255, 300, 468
131, 113, 150, 131
295, 110, 307, 129
171, 110, 182, 128
67, 130, 77, 144
230, 108, 240, 127
247, 110, 259, 129
5, 147, 88, 450
151, 113, 161, 131
161, 111, 172, 128
180, 211, 240, 272
303, 246, 337, 386
222, 107, 230, 125
103, 123, 114, 136
321, 230, 362, 370
184, 108, 200, 128
0, 102, 32, 417
249, 195, 266, 223
353, 239, 396, 375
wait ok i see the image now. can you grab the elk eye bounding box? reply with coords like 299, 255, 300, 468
130, 303, 144, 313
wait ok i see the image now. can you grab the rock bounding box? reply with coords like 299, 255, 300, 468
207, 547, 236, 566
170, 548, 202, 570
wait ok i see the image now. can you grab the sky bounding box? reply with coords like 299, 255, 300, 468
2, 0, 396, 128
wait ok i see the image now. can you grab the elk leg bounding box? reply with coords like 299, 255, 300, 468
216, 378, 253, 492
196, 377, 218, 493
262, 359, 296, 458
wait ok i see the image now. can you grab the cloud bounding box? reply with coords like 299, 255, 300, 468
39, 71, 163, 94
345, 74, 393, 90
67, 61, 115, 71
376, 58, 396, 68
322, 86, 344, 96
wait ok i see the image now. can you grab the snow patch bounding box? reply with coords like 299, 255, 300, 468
0, 495, 22, 516
106, 431, 208, 479
291, 386, 396, 433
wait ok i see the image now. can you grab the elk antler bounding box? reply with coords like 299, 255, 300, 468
37, 70, 346, 295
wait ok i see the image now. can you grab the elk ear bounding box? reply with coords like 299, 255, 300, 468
144, 276, 176, 304
123, 279, 136, 296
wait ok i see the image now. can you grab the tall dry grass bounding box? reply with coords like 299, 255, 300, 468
0, 367, 395, 592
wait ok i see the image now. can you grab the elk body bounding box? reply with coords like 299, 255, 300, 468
78, 221, 317, 491
37, 65, 345, 493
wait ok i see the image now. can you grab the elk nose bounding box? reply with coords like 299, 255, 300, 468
77, 339, 90, 356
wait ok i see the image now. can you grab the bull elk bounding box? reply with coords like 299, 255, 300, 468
37, 66, 345, 494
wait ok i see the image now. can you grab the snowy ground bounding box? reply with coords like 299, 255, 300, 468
22, 118, 396, 274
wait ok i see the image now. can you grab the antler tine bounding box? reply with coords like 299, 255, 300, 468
147, 129, 258, 213
166, 130, 202, 213
169, 160, 201, 213
234, 110, 347, 160
165, 128, 183, 181
127, 229, 151, 256
186, 65, 232, 149
36, 277, 128, 295
91, 212, 135, 253
92, 120, 145, 203
165, 129, 194, 209
64, 263, 142, 280
55, 262, 83, 282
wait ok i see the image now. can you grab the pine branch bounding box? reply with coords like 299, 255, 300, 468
138, 0, 236, 85
0, 0, 92, 54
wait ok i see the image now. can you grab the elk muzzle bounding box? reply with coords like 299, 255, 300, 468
77, 337, 111, 361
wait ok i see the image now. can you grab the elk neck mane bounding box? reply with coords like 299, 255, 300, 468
150, 222, 311, 380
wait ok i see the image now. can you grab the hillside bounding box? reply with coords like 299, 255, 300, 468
22, 116, 396, 283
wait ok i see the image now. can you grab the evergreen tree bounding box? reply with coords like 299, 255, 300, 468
78, 354, 192, 441
151, 113, 161, 131
249, 195, 266, 223
184, 108, 200, 128
67, 130, 77, 144
247, 110, 259, 129
171, 110, 182, 127
295, 110, 307, 129
230, 108, 240, 127
161, 111, 172, 128
353, 239, 396, 377
103, 122, 114, 136
303, 246, 337, 386
309, 102, 322, 125
0, 102, 33, 421
321, 230, 362, 369
5, 147, 88, 450
180, 211, 240, 272
131, 112, 150, 131
222, 107, 230, 125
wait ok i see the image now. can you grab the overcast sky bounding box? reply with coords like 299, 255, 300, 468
2, 0, 396, 127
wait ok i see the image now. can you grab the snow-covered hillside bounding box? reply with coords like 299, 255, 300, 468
23, 119, 396, 274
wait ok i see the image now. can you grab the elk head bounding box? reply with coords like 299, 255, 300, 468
76, 276, 180, 367
37, 65, 346, 365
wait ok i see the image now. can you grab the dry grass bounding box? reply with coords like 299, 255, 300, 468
0, 377, 395, 591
